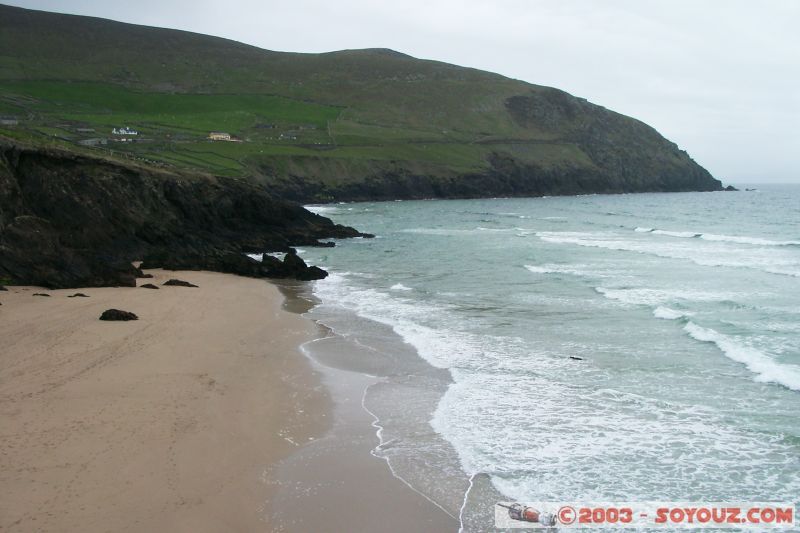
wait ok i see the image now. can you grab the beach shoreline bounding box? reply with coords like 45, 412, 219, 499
277, 279, 504, 532
0, 269, 459, 532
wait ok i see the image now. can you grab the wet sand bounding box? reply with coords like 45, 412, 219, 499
264, 341, 459, 532
269, 283, 464, 532
0, 270, 457, 532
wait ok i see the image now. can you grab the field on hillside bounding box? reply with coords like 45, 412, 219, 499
0, 80, 519, 177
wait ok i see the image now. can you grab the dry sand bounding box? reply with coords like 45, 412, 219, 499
0, 270, 329, 532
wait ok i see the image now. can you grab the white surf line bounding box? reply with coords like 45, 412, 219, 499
458, 472, 477, 533
359, 382, 459, 521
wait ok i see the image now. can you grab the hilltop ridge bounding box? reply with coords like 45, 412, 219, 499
0, 3, 724, 201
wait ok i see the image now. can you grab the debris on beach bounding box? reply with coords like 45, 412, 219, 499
163, 279, 198, 287
32, 293, 50, 297
498, 503, 556, 525
68, 293, 89, 298
99, 309, 138, 321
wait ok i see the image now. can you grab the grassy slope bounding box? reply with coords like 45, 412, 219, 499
0, 4, 717, 198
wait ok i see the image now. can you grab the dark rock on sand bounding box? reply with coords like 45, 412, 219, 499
135, 267, 154, 279
68, 293, 89, 298
32, 293, 50, 297
99, 309, 138, 321
163, 279, 198, 288
140, 283, 159, 289
0, 285, 7, 291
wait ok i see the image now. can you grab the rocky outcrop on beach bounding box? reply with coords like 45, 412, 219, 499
163, 279, 199, 288
0, 139, 368, 288
140, 248, 327, 281
99, 309, 138, 321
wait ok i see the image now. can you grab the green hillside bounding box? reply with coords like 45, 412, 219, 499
0, 4, 723, 200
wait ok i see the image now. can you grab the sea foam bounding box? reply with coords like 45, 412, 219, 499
653, 306, 693, 320
304, 204, 339, 215
636, 227, 800, 246
684, 322, 800, 391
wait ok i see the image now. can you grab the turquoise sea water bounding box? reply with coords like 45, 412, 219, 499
301, 186, 800, 521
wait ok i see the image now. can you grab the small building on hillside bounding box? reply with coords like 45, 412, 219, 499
112, 127, 138, 135
208, 131, 232, 141
0, 117, 19, 126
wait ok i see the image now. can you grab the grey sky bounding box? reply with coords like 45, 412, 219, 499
7, 0, 799, 183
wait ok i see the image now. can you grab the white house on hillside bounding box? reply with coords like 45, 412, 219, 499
112, 127, 138, 135
208, 131, 232, 141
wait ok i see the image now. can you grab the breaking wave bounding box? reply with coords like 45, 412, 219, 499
684, 322, 800, 391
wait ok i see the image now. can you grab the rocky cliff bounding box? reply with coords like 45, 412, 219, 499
0, 139, 366, 288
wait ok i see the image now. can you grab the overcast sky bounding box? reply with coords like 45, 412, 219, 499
7, 0, 799, 183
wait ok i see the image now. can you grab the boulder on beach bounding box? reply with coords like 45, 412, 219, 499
99, 309, 138, 321
140, 283, 159, 289
0, 285, 7, 291
163, 279, 198, 288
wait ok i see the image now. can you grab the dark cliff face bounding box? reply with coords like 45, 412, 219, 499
263, 148, 722, 203
0, 140, 365, 288
259, 89, 721, 203
504, 89, 721, 192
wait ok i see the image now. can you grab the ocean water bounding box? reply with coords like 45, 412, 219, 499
300, 186, 800, 527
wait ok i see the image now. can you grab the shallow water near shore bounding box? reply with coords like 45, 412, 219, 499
301, 186, 800, 529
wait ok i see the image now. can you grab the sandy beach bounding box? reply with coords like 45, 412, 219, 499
0, 270, 330, 532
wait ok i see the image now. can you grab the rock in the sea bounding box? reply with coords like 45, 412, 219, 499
295, 265, 328, 281
32, 293, 50, 297
282, 248, 307, 271
99, 309, 138, 321
261, 248, 328, 280
67, 293, 89, 298
163, 279, 198, 288
140, 283, 159, 289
